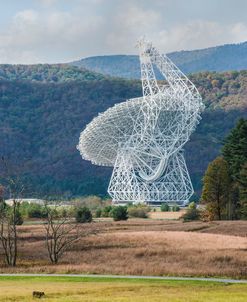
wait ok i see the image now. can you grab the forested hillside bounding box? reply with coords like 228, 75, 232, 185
72, 41, 247, 79
0, 66, 246, 199
0, 64, 104, 82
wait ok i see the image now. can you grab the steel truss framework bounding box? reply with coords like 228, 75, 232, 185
77, 39, 204, 206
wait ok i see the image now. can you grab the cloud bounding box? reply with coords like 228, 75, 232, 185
231, 23, 247, 42
38, 0, 58, 6
104, 3, 247, 55
0, 9, 104, 63
150, 21, 228, 52
153, 20, 247, 52
0, 1, 247, 63
105, 4, 162, 53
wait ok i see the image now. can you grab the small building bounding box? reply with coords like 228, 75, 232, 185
5, 198, 45, 206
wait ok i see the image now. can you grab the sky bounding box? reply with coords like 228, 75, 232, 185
0, 0, 247, 64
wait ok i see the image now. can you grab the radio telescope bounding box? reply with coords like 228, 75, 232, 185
77, 39, 204, 206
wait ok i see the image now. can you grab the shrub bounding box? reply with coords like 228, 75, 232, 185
73, 195, 103, 211
182, 208, 200, 222
75, 206, 92, 223
56, 206, 74, 218
27, 203, 48, 218
111, 206, 128, 221
188, 202, 197, 210
102, 205, 113, 217
172, 204, 180, 212
160, 203, 169, 212
0, 201, 9, 215
19, 201, 30, 217
61, 208, 68, 218
200, 206, 214, 221
128, 206, 149, 218
95, 208, 102, 218
13, 210, 24, 225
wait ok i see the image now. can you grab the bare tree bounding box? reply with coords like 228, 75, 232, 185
0, 157, 25, 266
44, 203, 79, 264
0, 203, 18, 266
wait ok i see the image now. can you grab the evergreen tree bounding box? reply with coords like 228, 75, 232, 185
222, 118, 247, 219
228, 182, 240, 220
201, 157, 231, 220
239, 163, 247, 219
222, 118, 247, 181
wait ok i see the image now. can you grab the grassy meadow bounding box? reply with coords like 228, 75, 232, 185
0, 276, 247, 302
0, 219, 246, 278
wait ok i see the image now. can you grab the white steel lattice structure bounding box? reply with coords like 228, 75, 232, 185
77, 39, 204, 206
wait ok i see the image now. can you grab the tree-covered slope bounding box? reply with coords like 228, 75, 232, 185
0, 69, 246, 199
0, 64, 105, 82
71, 41, 247, 79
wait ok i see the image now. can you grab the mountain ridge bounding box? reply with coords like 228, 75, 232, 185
71, 41, 247, 79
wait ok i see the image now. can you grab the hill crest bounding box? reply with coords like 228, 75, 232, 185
71, 41, 247, 79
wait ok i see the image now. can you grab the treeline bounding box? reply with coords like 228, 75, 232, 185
0, 64, 105, 82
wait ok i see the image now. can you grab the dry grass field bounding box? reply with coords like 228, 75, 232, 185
0, 219, 246, 278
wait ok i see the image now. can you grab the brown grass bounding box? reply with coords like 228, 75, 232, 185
148, 210, 186, 219
0, 219, 246, 278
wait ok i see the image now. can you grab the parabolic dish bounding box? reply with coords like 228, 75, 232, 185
77, 91, 201, 168
77, 96, 143, 167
